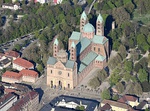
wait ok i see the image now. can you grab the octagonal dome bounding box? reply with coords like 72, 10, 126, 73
83, 23, 95, 33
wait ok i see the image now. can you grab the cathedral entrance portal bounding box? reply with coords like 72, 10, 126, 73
50, 81, 53, 88
58, 80, 62, 89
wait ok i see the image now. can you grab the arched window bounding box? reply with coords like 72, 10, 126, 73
51, 81, 53, 88
68, 84, 70, 88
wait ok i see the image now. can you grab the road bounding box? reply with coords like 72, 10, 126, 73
32, 72, 101, 110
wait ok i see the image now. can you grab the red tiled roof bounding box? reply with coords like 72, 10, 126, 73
13, 58, 33, 69
2, 71, 22, 79
19, 69, 38, 77
4, 88, 16, 94
118, 95, 138, 103
0, 93, 15, 103
5, 50, 19, 58
8, 91, 38, 111
102, 99, 133, 110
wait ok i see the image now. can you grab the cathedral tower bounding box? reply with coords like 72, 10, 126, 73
96, 14, 104, 36
80, 11, 88, 32
70, 42, 76, 61
53, 38, 59, 58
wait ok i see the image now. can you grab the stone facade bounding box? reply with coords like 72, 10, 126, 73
47, 11, 109, 89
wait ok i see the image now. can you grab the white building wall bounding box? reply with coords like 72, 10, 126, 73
0, 96, 17, 111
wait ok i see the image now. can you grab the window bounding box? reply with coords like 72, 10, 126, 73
98, 48, 100, 52
94, 47, 96, 51
68, 73, 69, 77
51, 70, 52, 74
68, 84, 70, 88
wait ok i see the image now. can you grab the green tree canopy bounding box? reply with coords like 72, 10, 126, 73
138, 69, 148, 83
101, 89, 111, 100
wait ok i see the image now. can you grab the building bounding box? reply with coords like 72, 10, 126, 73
40, 95, 99, 111
8, 91, 39, 111
0, 93, 18, 111
5, 50, 20, 60
47, 11, 109, 89
0, 58, 11, 69
19, 69, 38, 83
53, 0, 63, 4
34, 0, 47, 4
2, 3, 20, 10
118, 95, 139, 107
2, 71, 22, 83
135, 100, 149, 111
13, 58, 34, 71
101, 99, 134, 111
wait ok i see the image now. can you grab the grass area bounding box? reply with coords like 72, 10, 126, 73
132, 9, 150, 25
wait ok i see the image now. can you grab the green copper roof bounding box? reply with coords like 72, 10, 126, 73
81, 11, 87, 20
47, 57, 57, 65
71, 42, 76, 48
54, 38, 58, 45
79, 63, 86, 73
97, 13, 103, 23
65, 60, 74, 69
95, 55, 106, 61
83, 23, 95, 33
70, 31, 81, 40
92, 35, 108, 44
76, 37, 91, 56
81, 51, 97, 66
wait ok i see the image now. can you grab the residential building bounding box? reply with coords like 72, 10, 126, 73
13, 58, 34, 71
0, 93, 18, 111
53, 0, 63, 4
135, 100, 149, 111
47, 11, 109, 89
0, 58, 11, 69
118, 95, 139, 107
34, 0, 47, 4
40, 95, 99, 111
2, 3, 20, 10
2, 71, 22, 83
5, 50, 20, 60
8, 91, 39, 111
19, 69, 38, 83
100, 103, 112, 111
101, 99, 134, 111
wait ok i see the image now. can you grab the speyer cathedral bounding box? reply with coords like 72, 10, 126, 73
47, 11, 109, 89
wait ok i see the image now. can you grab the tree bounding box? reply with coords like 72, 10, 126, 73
138, 69, 148, 83
88, 77, 101, 89
141, 81, 150, 92
115, 82, 125, 93
13, 44, 22, 51
124, 60, 133, 72
36, 64, 44, 75
118, 44, 126, 59
109, 68, 121, 85
101, 89, 111, 100
123, 72, 131, 82
112, 94, 119, 101
97, 69, 108, 82
76, 106, 85, 111
129, 82, 142, 95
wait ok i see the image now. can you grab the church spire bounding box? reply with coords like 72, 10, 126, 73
96, 13, 104, 36
80, 11, 88, 32
53, 38, 59, 57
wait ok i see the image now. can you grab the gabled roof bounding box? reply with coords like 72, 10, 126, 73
81, 11, 87, 20
102, 99, 133, 110
13, 58, 33, 68
65, 60, 74, 69
136, 100, 147, 110
95, 55, 106, 61
92, 35, 108, 44
19, 69, 38, 77
97, 13, 103, 23
101, 103, 112, 111
76, 37, 91, 56
2, 71, 22, 80
118, 95, 138, 103
69, 31, 81, 41
5, 50, 19, 58
47, 57, 57, 65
